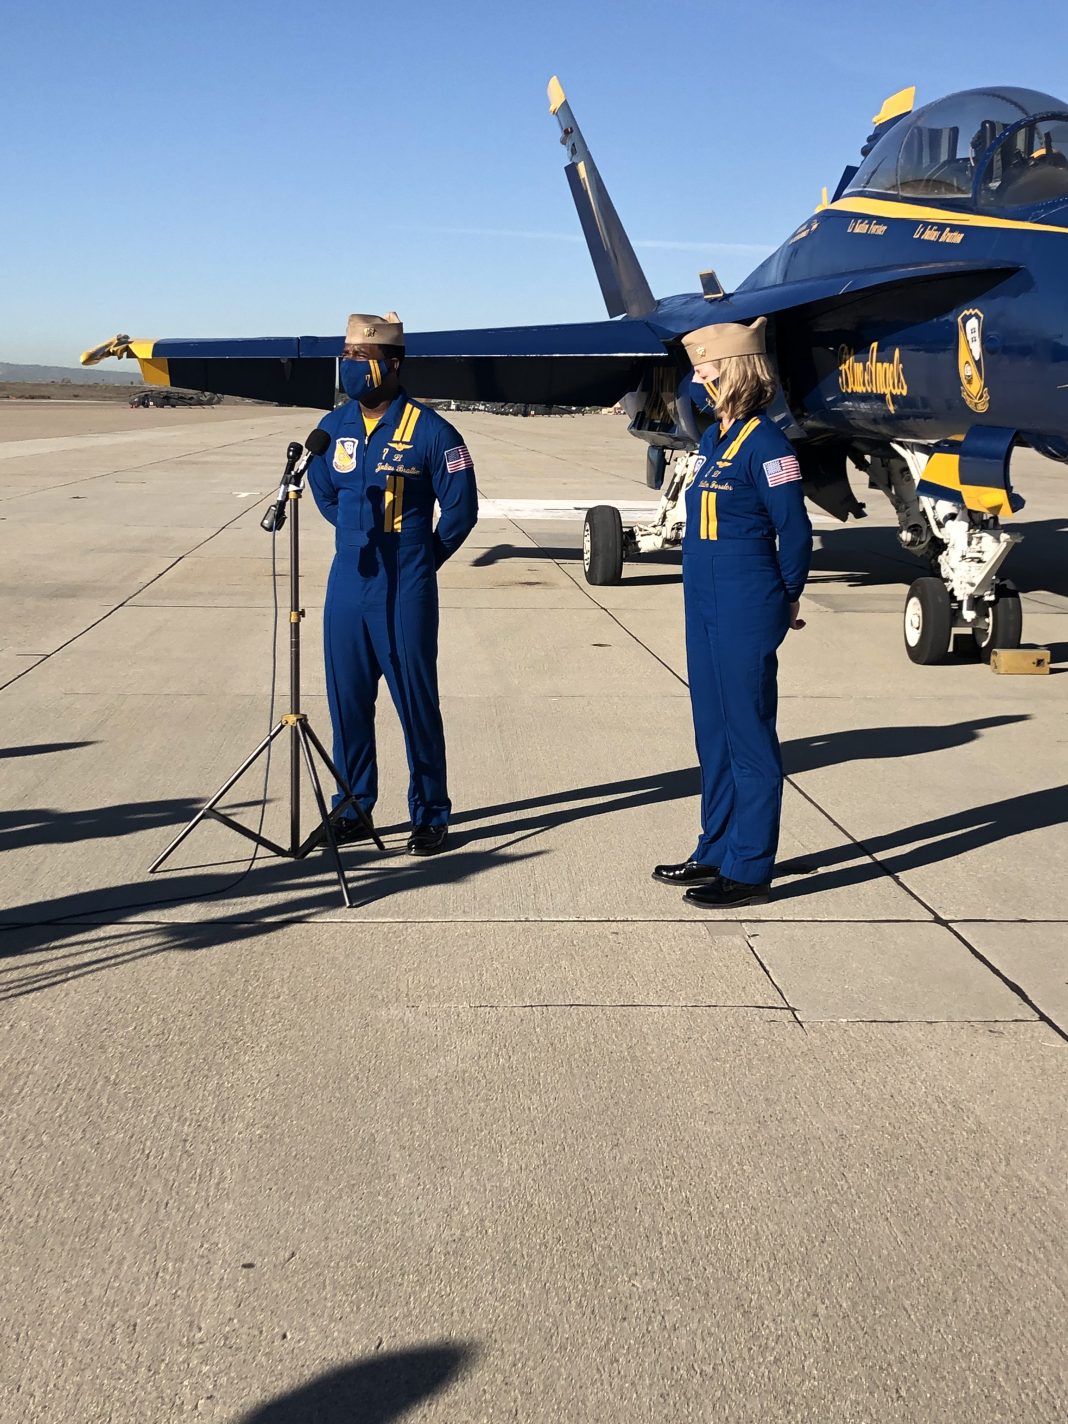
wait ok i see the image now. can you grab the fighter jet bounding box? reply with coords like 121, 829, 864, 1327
83, 80, 1068, 664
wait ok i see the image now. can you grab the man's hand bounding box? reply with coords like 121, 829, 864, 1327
788, 600, 806, 631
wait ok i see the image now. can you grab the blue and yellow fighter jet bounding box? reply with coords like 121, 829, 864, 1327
83, 80, 1068, 665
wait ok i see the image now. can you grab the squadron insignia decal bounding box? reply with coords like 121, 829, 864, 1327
958, 309, 991, 413
332, 438, 358, 473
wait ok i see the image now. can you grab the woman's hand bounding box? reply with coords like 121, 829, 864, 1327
788, 600, 806, 631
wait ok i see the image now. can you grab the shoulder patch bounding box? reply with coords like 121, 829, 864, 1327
763, 454, 802, 488
333, 437, 358, 473
444, 444, 473, 473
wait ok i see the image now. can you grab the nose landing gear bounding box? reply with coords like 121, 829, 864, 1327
582, 449, 699, 586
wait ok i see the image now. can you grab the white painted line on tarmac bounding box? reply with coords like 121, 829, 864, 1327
479, 499, 659, 522
478, 498, 833, 523
0, 419, 280, 460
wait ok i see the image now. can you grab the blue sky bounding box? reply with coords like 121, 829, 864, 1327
3, 0, 1068, 365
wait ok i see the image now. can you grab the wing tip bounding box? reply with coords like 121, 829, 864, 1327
547, 75, 566, 114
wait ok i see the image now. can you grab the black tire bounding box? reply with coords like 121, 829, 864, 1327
903, 577, 952, 665
583, 505, 624, 585
973, 585, 1023, 663
646, 447, 666, 490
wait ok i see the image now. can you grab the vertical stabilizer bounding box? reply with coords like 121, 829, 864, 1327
548, 76, 656, 318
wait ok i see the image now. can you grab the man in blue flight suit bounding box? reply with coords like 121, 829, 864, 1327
307, 312, 478, 856
652, 317, 812, 907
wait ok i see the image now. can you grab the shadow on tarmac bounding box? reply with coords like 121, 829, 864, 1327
473, 540, 682, 585
233, 1344, 473, 1423
810, 516, 1068, 596
0, 712, 1056, 994
0, 741, 97, 759
782, 714, 1029, 775
471, 517, 1068, 599
0, 797, 266, 855
771, 782, 1068, 902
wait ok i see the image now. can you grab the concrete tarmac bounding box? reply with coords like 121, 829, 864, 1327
1, 399, 1065, 1422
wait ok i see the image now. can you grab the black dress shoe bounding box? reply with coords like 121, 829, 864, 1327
684, 876, 771, 908
652, 860, 720, 885
407, 824, 449, 856
330, 815, 375, 847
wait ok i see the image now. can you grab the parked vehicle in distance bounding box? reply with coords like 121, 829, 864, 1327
129, 390, 221, 409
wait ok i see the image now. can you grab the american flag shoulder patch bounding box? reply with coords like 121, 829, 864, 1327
445, 444, 473, 473
763, 454, 802, 487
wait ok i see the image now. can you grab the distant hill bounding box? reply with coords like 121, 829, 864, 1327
0, 361, 139, 385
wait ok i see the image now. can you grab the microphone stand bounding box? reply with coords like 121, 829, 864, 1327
148, 445, 384, 907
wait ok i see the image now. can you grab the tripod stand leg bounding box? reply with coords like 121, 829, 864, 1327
149, 721, 288, 873
297, 721, 353, 908
302, 722, 386, 852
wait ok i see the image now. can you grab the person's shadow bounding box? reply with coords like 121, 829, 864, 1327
235, 1343, 472, 1423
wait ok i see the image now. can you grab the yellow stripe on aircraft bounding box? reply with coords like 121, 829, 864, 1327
922, 452, 1016, 518
827, 196, 1068, 234
129, 342, 170, 386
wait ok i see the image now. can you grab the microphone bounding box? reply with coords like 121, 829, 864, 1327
261, 429, 331, 532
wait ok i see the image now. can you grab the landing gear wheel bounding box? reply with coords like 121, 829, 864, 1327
583, 505, 624, 585
903, 577, 952, 665
972, 584, 1023, 663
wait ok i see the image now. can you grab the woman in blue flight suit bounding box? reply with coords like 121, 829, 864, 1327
307, 312, 478, 857
653, 317, 812, 908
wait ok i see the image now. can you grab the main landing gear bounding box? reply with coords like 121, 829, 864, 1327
867, 442, 1025, 666
902, 575, 1022, 665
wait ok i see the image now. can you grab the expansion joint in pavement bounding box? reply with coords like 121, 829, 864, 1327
0, 468, 279, 694
516, 520, 1067, 1046
738, 925, 805, 1032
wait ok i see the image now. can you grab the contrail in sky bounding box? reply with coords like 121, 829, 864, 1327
398, 225, 772, 255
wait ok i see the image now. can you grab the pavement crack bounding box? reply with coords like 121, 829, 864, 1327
0, 481, 277, 694
738, 925, 806, 1032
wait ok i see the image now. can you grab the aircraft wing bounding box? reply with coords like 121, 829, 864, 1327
81, 319, 673, 410
81, 257, 1018, 411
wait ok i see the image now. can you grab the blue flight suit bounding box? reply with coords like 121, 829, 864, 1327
307, 389, 478, 828
681, 412, 812, 883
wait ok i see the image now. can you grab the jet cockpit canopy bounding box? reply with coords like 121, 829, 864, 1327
845, 86, 1068, 206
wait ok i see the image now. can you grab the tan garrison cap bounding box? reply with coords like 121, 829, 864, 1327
682, 316, 767, 364
345, 310, 404, 347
